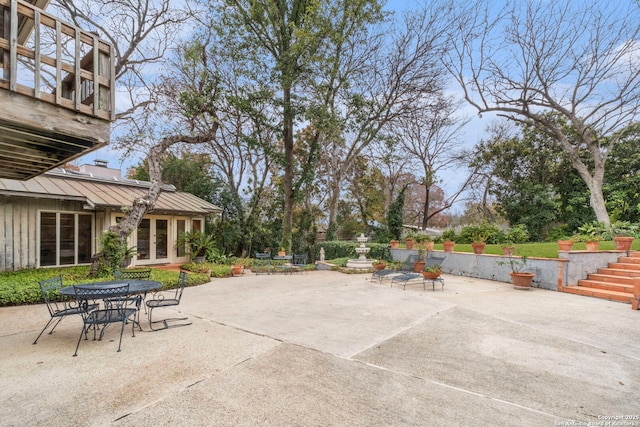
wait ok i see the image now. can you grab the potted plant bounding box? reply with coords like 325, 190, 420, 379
372, 260, 387, 270
404, 236, 415, 250
413, 246, 427, 272
415, 232, 434, 251
390, 240, 400, 249
499, 254, 534, 290
176, 230, 216, 263
120, 245, 138, 268
422, 264, 441, 280
557, 236, 575, 251
470, 230, 489, 255
230, 257, 249, 276
576, 222, 604, 251
441, 229, 456, 252
501, 241, 515, 256
608, 221, 637, 251
278, 247, 286, 257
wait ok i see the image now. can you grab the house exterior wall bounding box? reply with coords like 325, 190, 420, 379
0, 195, 87, 271
0, 195, 206, 271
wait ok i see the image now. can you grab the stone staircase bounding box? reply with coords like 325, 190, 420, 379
563, 251, 640, 307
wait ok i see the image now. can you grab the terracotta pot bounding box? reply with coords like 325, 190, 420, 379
278, 251, 286, 257
413, 261, 426, 272
509, 272, 534, 290
425, 241, 435, 251
443, 241, 455, 252
405, 238, 414, 250
372, 262, 386, 270
231, 265, 243, 276
471, 242, 486, 254
422, 271, 441, 280
390, 240, 399, 249
557, 240, 573, 251
614, 236, 634, 251
501, 246, 515, 256
585, 241, 600, 251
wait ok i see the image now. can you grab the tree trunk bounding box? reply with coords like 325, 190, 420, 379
564, 138, 611, 226
584, 175, 610, 226
88, 132, 217, 275
281, 85, 295, 252
421, 186, 431, 230
326, 183, 340, 240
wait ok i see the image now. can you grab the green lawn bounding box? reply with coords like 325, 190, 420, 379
433, 240, 640, 258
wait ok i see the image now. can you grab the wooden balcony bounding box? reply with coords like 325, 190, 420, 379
0, 0, 115, 180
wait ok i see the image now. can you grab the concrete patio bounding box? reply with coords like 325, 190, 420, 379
2, 270, 639, 426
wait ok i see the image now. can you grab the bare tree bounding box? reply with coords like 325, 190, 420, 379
393, 96, 470, 228
444, 0, 640, 226
318, 5, 449, 237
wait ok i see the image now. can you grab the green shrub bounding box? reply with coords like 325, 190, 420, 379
0, 266, 210, 306
440, 229, 457, 242
504, 224, 530, 244
316, 241, 389, 261
458, 223, 501, 244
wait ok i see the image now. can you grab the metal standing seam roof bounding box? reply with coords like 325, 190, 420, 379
0, 169, 222, 215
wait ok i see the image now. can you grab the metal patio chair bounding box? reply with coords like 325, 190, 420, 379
33, 276, 97, 345
73, 283, 139, 356
114, 268, 152, 280
292, 253, 308, 273
113, 267, 152, 320
146, 271, 192, 331
254, 252, 272, 274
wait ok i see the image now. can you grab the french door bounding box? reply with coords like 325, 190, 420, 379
135, 217, 169, 265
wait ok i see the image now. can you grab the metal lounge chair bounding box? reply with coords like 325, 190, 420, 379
372, 254, 419, 284
145, 271, 192, 331
72, 283, 138, 356
33, 276, 97, 345
391, 255, 446, 290
422, 255, 446, 291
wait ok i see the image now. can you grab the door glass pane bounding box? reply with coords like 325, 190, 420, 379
177, 220, 186, 257
137, 219, 150, 260
40, 212, 57, 266
192, 219, 202, 232
156, 219, 168, 259
59, 214, 75, 265
78, 215, 92, 263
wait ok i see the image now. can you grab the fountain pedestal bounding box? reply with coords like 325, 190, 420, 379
346, 233, 376, 269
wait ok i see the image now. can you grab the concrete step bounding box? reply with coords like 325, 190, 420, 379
577, 279, 634, 294
617, 256, 640, 264
608, 262, 640, 270
587, 273, 635, 285
563, 286, 633, 304
597, 267, 640, 277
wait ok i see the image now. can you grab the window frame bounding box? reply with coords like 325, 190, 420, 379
38, 210, 94, 267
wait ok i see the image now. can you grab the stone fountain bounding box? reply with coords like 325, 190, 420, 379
346, 233, 376, 269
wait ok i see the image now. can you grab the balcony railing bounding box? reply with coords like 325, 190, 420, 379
0, 0, 115, 121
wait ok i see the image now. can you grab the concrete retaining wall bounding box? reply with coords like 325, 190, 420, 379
390, 249, 625, 291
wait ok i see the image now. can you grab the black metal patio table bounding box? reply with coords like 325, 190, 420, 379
59, 280, 162, 331
59, 280, 162, 298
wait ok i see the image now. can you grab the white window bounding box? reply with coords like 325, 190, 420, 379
39, 212, 93, 267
